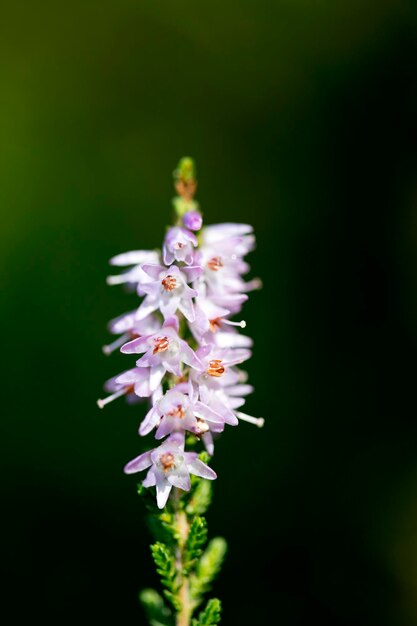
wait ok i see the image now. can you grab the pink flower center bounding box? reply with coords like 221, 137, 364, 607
160, 452, 175, 472
174, 242, 185, 250
162, 275, 177, 291
167, 404, 185, 419
207, 359, 225, 377
207, 257, 223, 271
153, 336, 170, 354
209, 317, 222, 332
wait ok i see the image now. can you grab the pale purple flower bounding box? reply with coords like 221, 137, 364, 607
190, 294, 230, 341
121, 316, 201, 391
139, 382, 230, 440
102, 312, 161, 356
198, 380, 262, 426
97, 368, 161, 408
189, 344, 262, 431
211, 327, 253, 349
136, 264, 202, 322
101, 194, 263, 510
124, 433, 217, 508
191, 345, 252, 388
195, 246, 259, 297
195, 222, 261, 297
201, 223, 255, 254
106, 250, 160, 288
163, 226, 198, 265
190, 296, 250, 346
183, 210, 203, 231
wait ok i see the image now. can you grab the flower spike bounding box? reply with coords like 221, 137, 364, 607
99, 158, 263, 625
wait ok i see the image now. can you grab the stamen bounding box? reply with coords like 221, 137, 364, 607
222, 319, 246, 329
160, 452, 175, 472
174, 242, 185, 250
246, 277, 263, 290
166, 405, 185, 419
102, 333, 130, 356
237, 370, 248, 383
153, 336, 170, 354
97, 387, 128, 409
161, 275, 177, 291
209, 318, 222, 332
106, 274, 130, 286
235, 411, 264, 428
207, 257, 223, 271
194, 418, 210, 436
207, 359, 225, 377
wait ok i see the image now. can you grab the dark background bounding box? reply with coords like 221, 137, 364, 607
2, 1, 417, 624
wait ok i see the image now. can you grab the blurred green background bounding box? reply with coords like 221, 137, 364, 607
2, 1, 417, 624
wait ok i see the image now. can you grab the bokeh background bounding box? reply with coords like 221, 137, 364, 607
2, 1, 417, 624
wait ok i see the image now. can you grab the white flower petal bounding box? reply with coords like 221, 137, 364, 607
156, 480, 172, 509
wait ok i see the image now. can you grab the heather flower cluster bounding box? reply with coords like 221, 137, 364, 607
99, 158, 263, 509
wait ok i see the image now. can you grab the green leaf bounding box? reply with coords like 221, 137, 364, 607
192, 598, 222, 626
186, 478, 213, 516
150, 542, 180, 610
148, 511, 179, 546
174, 156, 196, 182
139, 588, 172, 626
198, 451, 210, 464
183, 516, 208, 573
190, 538, 227, 605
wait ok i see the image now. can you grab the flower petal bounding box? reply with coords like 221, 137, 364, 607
124, 450, 153, 474
156, 480, 172, 509
155, 418, 175, 440
182, 265, 203, 283
178, 298, 195, 323
149, 365, 166, 392
121, 336, 149, 354
142, 467, 157, 487
141, 264, 164, 279
110, 250, 158, 266
187, 458, 217, 480
168, 470, 191, 491
139, 406, 159, 436
163, 315, 180, 333
136, 296, 159, 321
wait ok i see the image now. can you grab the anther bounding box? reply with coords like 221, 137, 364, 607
235, 411, 265, 428
194, 418, 210, 436
102, 333, 130, 356
222, 319, 246, 329
166, 405, 185, 419
207, 257, 223, 271
207, 359, 225, 377
153, 336, 170, 354
97, 387, 130, 409
159, 452, 175, 472
161, 275, 177, 291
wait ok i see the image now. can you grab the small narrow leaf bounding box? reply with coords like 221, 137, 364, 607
139, 588, 172, 626
150, 542, 180, 610
192, 598, 222, 625
183, 516, 208, 573
186, 478, 213, 516
190, 537, 227, 605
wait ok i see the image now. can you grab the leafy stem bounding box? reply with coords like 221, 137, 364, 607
174, 490, 193, 626
142, 475, 225, 626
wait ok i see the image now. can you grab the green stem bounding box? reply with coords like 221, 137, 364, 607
174, 490, 192, 626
